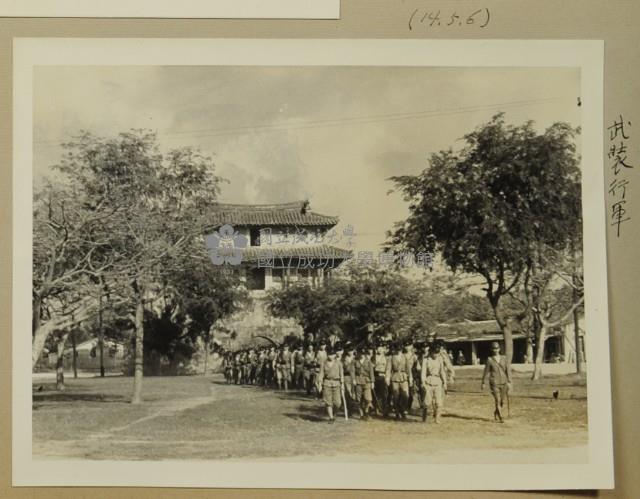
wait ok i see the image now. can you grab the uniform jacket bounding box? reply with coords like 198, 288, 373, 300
319, 358, 344, 387
373, 353, 388, 377
482, 355, 510, 385
420, 355, 447, 387
352, 357, 375, 385
386, 353, 413, 385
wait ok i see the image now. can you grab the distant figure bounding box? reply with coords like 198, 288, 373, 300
456, 350, 466, 366
481, 341, 512, 422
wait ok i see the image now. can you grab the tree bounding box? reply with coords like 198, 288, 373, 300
388, 114, 582, 374
267, 262, 419, 345
142, 252, 249, 375
509, 246, 584, 379
40, 130, 228, 403
32, 179, 118, 368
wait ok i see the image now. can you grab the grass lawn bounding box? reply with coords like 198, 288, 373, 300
32, 367, 588, 463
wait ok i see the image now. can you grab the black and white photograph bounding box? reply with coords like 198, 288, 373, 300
13, 38, 612, 490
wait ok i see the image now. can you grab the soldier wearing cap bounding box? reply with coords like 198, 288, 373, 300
420, 341, 448, 423
373, 341, 389, 417
342, 345, 356, 412
385, 341, 413, 420
276, 344, 292, 390
314, 341, 328, 396
266, 347, 277, 387
352, 347, 375, 420
481, 341, 512, 422
403, 340, 418, 413
302, 343, 316, 395
318, 347, 345, 423
292, 344, 305, 390
437, 340, 455, 386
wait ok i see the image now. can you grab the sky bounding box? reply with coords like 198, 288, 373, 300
34, 65, 581, 254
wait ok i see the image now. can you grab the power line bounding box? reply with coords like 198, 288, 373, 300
33, 96, 564, 147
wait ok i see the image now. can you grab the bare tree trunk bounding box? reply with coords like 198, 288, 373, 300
71, 330, 78, 379
573, 276, 583, 374
493, 305, 513, 375
532, 325, 548, 381
131, 285, 145, 404
98, 290, 105, 377
525, 337, 533, 364
32, 322, 54, 369
203, 333, 209, 375
56, 332, 70, 390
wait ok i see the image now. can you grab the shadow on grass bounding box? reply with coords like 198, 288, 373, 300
32, 392, 129, 404
443, 412, 494, 423
283, 403, 329, 423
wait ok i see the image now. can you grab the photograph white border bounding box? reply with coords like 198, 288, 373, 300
13, 38, 611, 490
0, 0, 340, 19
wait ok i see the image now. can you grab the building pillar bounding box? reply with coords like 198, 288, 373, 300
318, 268, 324, 287
264, 267, 273, 290
470, 341, 478, 365
526, 337, 533, 364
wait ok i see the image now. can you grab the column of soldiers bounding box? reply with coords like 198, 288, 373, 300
220, 337, 460, 424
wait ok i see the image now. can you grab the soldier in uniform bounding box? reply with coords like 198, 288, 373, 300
314, 341, 328, 396
233, 351, 242, 384
292, 344, 305, 390
420, 342, 448, 423
412, 341, 427, 412
303, 343, 316, 395
266, 347, 277, 387
438, 340, 456, 386
318, 347, 344, 423
372, 342, 389, 417
342, 345, 356, 414
276, 344, 293, 391
481, 341, 512, 422
403, 340, 418, 413
352, 347, 375, 420
386, 342, 412, 420
223, 352, 234, 384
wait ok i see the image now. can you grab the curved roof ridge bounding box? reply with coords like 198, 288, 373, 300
213, 200, 308, 211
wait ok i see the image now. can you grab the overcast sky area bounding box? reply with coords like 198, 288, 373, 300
34, 66, 580, 254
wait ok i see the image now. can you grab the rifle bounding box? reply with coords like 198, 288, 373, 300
371, 385, 382, 414
341, 383, 349, 421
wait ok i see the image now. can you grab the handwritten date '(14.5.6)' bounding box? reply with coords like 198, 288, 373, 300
409, 8, 490, 31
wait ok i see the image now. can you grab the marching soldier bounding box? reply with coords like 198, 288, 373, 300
303, 343, 316, 395
438, 340, 456, 386
223, 352, 233, 384
412, 341, 427, 411
373, 342, 389, 417
481, 341, 512, 422
403, 340, 418, 413
342, 345, 356, 413
386, 342, 412, 420
266, 347, 277, 387
420, 342, 447, 423
318, 347, 344, 423
292, 344, 305, 389
314, 341, 328, 396
352, 347, 375, 420
276, 344, 293, 391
